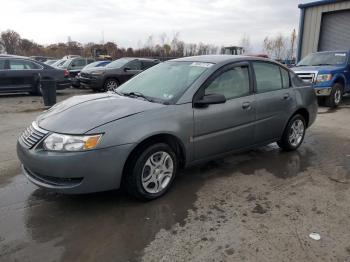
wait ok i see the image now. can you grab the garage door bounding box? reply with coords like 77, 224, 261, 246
318, 9, 350, 51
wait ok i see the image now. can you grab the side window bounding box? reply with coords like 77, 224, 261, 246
126, 60, 141, 70
141, 61, 154, 70
205, 66, 250, 99
280, 67, 291, 88
9, 59, 38, 70
0, 60, 6, 70
253, 62, 282, 93
71, 59, 86, 68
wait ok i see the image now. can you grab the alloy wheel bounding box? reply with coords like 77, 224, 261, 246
288, 119, 305, 147
141, 151, 174, 194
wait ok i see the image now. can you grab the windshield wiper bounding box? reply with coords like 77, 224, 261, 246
122, 91, 154, 102
312, 63, 332, 66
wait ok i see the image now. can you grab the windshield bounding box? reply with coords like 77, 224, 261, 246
83, 61, 109, 70
297, 52, 348, 66
117, 61, 212, 102
106, 58, 131, 69
59, 59, 72, 68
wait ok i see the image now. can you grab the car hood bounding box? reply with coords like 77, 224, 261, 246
81, 67, 106, 74
37, 93, 165, 134
291, 65, 343, 72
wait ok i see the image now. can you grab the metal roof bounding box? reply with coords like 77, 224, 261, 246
299, 0, 347, 9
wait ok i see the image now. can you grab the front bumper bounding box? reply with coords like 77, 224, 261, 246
79, 75, 103, 89
314, 87, 332, 96
17, 140, 134, 194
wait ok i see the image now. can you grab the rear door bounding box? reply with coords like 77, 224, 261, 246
193, 62, 256, 160
252, 61, 296, 143
6, 59, 42, 92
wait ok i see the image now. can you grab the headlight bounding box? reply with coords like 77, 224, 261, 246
91, 70, 105, 75
43, 133, 102, 151
316, 74, 332, 83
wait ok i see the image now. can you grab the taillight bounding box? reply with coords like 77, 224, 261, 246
64, 70, 69, 77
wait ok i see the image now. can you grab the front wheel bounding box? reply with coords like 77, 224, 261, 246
124, 143, 178, 200
277, 114, 306, 151
103, 79, 118, 92
325, 83, 343, 108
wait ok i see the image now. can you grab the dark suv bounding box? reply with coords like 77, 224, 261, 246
0, 55, 70, 94
79, 57, 159, 91
58, 57, 95, 81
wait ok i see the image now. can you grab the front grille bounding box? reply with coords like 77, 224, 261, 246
296, 72, 316, 83
20, 122, 49, 149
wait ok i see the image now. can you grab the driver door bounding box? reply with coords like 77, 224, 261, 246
193, 62, 256, 160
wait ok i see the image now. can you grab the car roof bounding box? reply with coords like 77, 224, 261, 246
171, 55, 270, 64
121, 57, 159, 62
0, 54, 29, 59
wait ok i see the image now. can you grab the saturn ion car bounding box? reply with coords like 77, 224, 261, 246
17, 55, 317, 200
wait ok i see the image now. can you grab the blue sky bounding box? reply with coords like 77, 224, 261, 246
0, 0, 314, 50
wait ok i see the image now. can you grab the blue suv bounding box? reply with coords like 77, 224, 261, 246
292, 50, 350, 107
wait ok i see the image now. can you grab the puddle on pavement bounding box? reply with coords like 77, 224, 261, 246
0, 135, 348, 262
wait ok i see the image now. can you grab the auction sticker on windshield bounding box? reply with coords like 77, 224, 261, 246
190, 62, 213, 68
335, 53, 346, 56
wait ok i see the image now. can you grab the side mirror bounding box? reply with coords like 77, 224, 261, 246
194, 93, 226, 107
71, 64, 76, 67
123, 67, 131, 72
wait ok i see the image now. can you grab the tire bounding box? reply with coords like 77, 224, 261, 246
124, 143, 178, 200
277, 114, 306, 151
325, 83, 343, 108
103, 78, 118, 92
317, 97, 325, 106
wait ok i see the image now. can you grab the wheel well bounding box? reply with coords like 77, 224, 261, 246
122, 134, 186, 180
293, 108, 309, 127
334, 77, 345, 88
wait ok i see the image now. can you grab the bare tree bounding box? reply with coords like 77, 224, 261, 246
1, 30, 21, 54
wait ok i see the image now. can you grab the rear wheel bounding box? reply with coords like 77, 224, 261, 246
103, 78, 118, 92
124, 143, 178, 200
325, 83, 343, 108
277, 114, 306, 151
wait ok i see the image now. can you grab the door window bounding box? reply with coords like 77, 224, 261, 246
126, 60, 141, 70
141, 61, 156, 70
9, 59, 40, 70
205, 66, 250, 99
0, 60, 5, 70
253, 62, 282, 93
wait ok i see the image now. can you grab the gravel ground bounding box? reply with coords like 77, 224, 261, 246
0, 89, 349, 262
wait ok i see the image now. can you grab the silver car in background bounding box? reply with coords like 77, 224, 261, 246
17, 55, 317, 200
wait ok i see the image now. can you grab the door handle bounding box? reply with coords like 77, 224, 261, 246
283, 93, 290, 100
242, 101, 251, 110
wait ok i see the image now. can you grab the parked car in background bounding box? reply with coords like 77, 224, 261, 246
17, 55, 317, 200
58, 57, 95, 81
30, 56, 54, 63
51, 59, 67, 68
292, 50, 350, 107
72, 60, 111, 87
44, 59, 58, 66
62, 55, 81, 60
79, 57, 159, 91
0, 55, 70, 94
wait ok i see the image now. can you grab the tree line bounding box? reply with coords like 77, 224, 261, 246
0, 29, 297, 61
